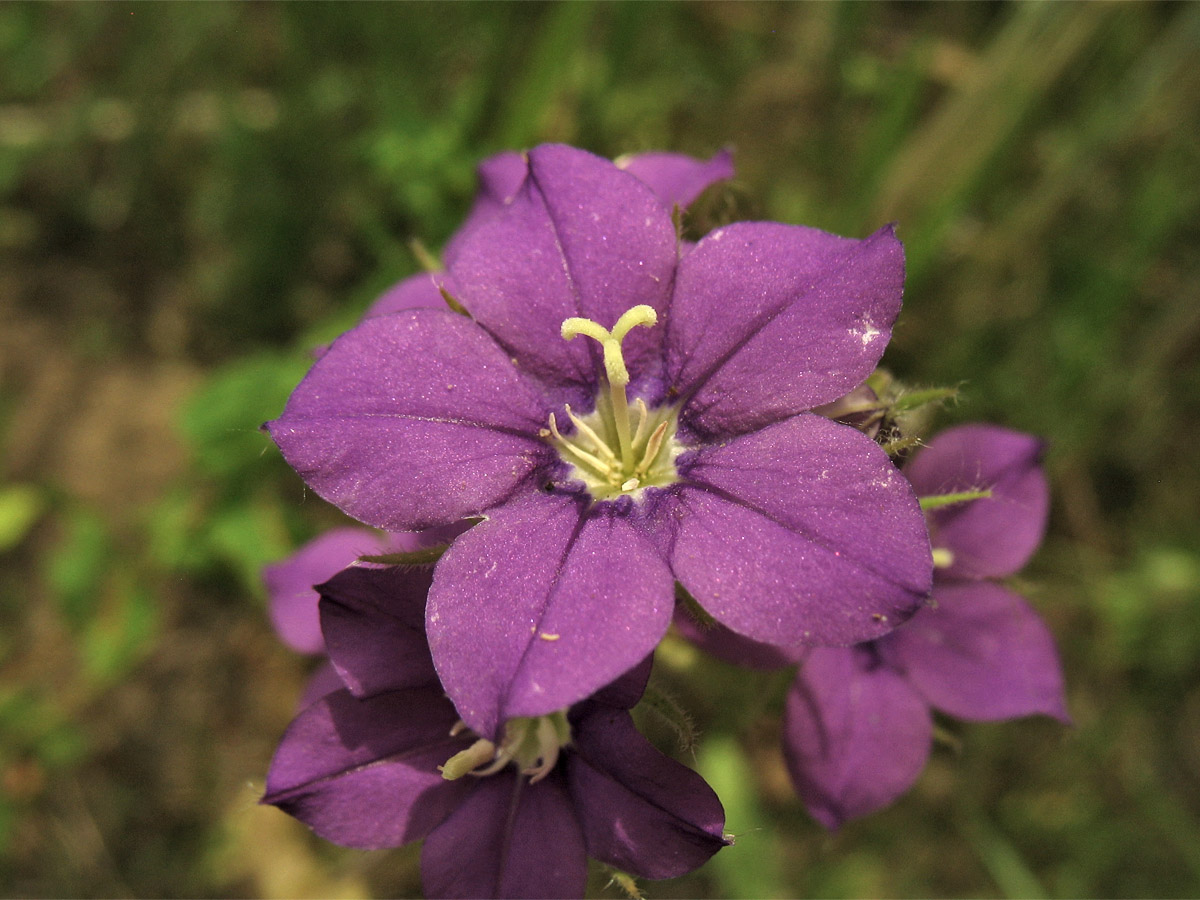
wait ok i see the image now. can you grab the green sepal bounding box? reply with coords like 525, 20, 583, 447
637, 684, 698, 755
919, 489, 993, 511
604, 868, 644, 900
359, 543, 450, 567
438, 285, 470, 316
675, 582, 716, 630
671, 203, 685, 244
932, 720, 963, 753
880, 435, 921, 457
891, 385, 961, 412
408, 238, 442, 273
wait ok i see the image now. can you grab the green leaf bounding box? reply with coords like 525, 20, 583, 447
697, 735, 786, 899
178, 352, 311, 481
81, 578, 158, 686
45, 509, 112, 632
0, 483, 45, 552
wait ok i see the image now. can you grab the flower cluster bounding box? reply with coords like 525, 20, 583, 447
258, 144, 1066, 897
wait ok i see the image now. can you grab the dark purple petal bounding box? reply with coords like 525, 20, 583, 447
421, 773, 586, 900
666, 223, 904, 437
317, 566, 439, 697
879, 581, 1069, 723
666, 414, 931, 646
427, 491, 675, 739
263, 527, 394, 655
296, 661, 345, 711
262, 687, 474, 849
363, 271, 453, 319
672, 607, 803, 670
568, 706, 728, 879
616, 149, 735, 211
590, 654, 653, 710
267, 309, 554, 531
905, 424, 1049, 579
443, 150, 529, 267
782, 647, 931, 829
447, 144, 677, 389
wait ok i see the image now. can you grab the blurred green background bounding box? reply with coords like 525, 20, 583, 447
2, 2, 1198, 897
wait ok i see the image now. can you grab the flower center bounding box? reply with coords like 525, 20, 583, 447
547, 305, 681, 501
439, 710, 571, 785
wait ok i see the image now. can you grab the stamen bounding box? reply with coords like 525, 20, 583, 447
635, 420, 671, 478
473, 746, 517, 778
932, 547, 955, 569
564, 405, 618, 464
524, 717, 565, 783
630, 397, 651, 451
547, 306, 681, 500
549, 413, 618, 479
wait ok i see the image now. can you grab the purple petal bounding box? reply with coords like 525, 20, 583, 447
363, 271, 453, 319
905, 424, 1049, 579
262, 687, 474, 849
568, 706, 728, 879
447, 144, 677, 389
666, 414, 932, 646
616, 148, 735, 210
666, 223, 904, 437
317, 566, 439, 697
421, 773, 586, 900
263, 527, 394, 655
427, 491, 674, 739
296, 661, 345, 711
443, 150, 529, 267
879, 581, 1069, 723
782, 647, 931, 829
672, 606, 803, 670
268, 309, 554, 530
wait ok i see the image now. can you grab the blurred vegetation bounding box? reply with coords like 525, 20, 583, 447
1, 2, 1198, 897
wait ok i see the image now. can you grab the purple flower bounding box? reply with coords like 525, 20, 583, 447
267, 143, 932, 740
264, 527, 398, 655
782, 424, 1068, 829
262, 564, 728, 899
364, 148, 735, 320
263, 522, 465, 653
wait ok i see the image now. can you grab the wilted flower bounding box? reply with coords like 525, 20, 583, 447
782, 424, 1068, 828
262, 565, 728, 899
268, 143, 932, 739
